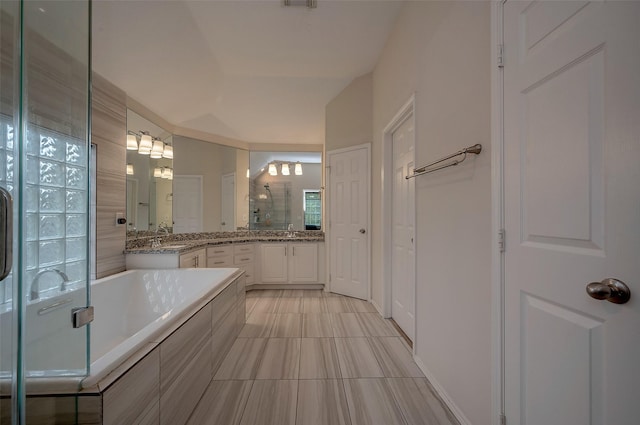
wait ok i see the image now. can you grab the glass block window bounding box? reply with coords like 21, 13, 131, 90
21, 123, 89, 302
303, 190, 321, 230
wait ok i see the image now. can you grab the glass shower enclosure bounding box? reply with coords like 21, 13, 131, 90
0, 1, 92, 423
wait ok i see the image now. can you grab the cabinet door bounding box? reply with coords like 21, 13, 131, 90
179, 253, 197, 268
260, 244, 288, 283
289, 244, 318, 283
180, 249, 206, 268
195, 250, 207, 268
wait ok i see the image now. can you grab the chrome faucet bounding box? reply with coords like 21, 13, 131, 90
30, 269, 70, 301
151, 224, 170, 248
287, 223, 296, 238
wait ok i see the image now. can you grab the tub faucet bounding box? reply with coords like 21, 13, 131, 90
30, 269, 70, 301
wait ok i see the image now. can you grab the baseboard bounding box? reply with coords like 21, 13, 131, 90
413, 355, 473, 425
370, 298, 384, 316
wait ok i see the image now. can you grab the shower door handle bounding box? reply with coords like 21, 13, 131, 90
0, 187, 13, 281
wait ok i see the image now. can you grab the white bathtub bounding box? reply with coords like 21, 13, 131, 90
1, 267, 241, 391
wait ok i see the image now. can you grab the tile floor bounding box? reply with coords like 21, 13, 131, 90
187, 289, 460, 425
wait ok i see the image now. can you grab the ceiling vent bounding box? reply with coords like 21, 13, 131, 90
283, 0, 317, 9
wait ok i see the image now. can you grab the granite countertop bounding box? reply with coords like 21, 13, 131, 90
125, 230, 324, 255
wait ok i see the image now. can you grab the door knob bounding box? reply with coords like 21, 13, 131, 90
586, 278, 631, 304
359, 228, 366, 234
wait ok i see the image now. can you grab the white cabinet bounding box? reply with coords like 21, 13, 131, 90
179, 248, 206, 268
233, 244, 255, 284
260, 244, 289, 283
206, 245, 233, 267
260, 243, 318, 284
289, 244, 318, 282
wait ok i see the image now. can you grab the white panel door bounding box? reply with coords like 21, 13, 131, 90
504, 2, 640, 425
221, 172, 235, 231
391, 115, 415, 340
173, 175, 203, 233
328, 146, 369, 299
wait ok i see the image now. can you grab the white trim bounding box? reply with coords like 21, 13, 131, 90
325, 143, 371, 301
491, 1, 506, 425
414, 354, 473, 425
221, 171, 236, 231
370, 298, 384, 316
381, 94, 416, 349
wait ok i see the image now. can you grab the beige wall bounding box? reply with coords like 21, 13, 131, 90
371, 2, 491, 424
92, 74, 127, 278
173, 135, 224, 232
325, 73, 373, 152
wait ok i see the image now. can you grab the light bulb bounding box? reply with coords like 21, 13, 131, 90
126, 134, 138, 150
246, 168, 250, 178
154, 167, 162, 178
126, 164, 134, 175
162, 144, 173, 159
295, 162, 302, 175
150, 150, 163, 159
268, 163, 277, 176
281, 163, 290, 176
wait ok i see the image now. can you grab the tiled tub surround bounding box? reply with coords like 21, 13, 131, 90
0, 268, 246, 424
125, 230, 324, 253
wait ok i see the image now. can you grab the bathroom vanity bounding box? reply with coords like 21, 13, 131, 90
125, 231, 325, 288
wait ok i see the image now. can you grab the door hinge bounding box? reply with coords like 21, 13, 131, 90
500, 413, 507, 425
497, 44, 504, 68
498, 229, 506, 253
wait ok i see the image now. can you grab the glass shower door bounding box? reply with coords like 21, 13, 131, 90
1, 1, 92, 423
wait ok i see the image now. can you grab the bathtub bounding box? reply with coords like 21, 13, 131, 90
1, 267, 243, 393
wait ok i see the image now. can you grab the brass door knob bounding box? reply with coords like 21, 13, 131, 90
586, 278, 631, 304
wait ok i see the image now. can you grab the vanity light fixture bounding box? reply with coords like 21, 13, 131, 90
150, 140, 164, 159
295, 162, 303, 175
126, 134, 138, 150
246, 168, 250, 178
162, 144, 173, 159
268, 163, 278, 176
138, 132, 153, 153
126, 164, 134, 175
281, 163, 290, 176
159, 167, 174, 179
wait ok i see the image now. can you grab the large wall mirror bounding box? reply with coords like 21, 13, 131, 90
126, 110, 173, 233
249, 151, 322, 231
126, 111, 322, 236
172, 136, 249, 232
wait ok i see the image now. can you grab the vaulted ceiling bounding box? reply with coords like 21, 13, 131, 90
92, 0, 403, 145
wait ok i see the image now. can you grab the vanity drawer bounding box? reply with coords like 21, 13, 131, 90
207, 246, 233, 257
207, 255, 233, 267
233, 244, 254, 255
234, 253, 254, 265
